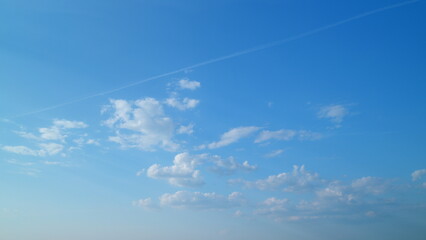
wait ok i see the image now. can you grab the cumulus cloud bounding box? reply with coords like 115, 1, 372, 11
103, 98, 179, 151
318, 104, 348, 124
412, 169, 426, 181
208, 126, 260, 149
210, 155, 256, 175
177, 124, 194, 135
165, 97, 199, 110
255, 129, 322, 143
39, 119, 88, 141
159, 191, 244, 210
147, 152, 206, 187
178, 79, 201, 90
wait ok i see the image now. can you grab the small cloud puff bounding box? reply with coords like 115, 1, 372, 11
178, 79, 201, 90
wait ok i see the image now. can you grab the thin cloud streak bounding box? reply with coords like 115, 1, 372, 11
9, 0, 419, 119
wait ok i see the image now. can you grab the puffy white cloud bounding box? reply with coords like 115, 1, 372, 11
318, 104, 348, 124
177, 124, 194, 135
159, 191, 244, 210
210, 155, 256, 175
165, 97, 199, 110
412, 169, 426, 181
39, 119, 88, 141
39, 127, 64, 141
255, 129, 322, 143
235, 165, 324, 192
147, 152, 206, 187
208, 126, 260, 149
104, 98, 179, 151
178, 79, 201, 90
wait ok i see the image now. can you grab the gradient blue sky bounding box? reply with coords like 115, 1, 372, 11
1, 0, 426, 239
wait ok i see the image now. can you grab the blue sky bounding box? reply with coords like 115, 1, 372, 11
1, 0, 426, 239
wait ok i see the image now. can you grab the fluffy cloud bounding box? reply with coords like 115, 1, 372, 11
146, 152, 206, 187
318, 104, 348, 124
159, 191, 244, 210
39, 119, 88, 141
233, 165, 324, 192
165, 97, 199, 110
104, 98, 179, 151
177, 124, 194, 135
207, 126, 260, 149
210, 155, 256, 175
178, 79, 201, 90
412, 169, 426, 187
412, 169, 426, 181
255, 129, 322, 143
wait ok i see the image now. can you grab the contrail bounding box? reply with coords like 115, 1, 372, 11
10, 0, 419, 118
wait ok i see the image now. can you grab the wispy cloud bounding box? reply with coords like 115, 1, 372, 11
207, 126, 261, 149
9, 0, 419, 118
317, 104, 348, 126
255, 129, 322, 143
210, 155, 256, 175
264, 149, 285, 158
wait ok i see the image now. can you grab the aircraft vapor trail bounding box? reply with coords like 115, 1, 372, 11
10, 0, 419, 119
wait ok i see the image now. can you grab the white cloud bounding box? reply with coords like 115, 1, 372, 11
39, 126, 64, 141
39, 119, 88, 141
38, 143, 64, 156
412, 169, 426, 181
318, 104, 348, 124
255, 197, 289, 218
159, 191, 244, 210
208, 126, 260, 149
147, 152, 206, 187
264, 149, 284, 158
177, 124, 194, 135
104, 98, 179, 151
351, 176, 388, 195
255, 129, 322, 143
210, 155, 256, 175
178, 79, 201, 90
2, 146, 40, 156
2, 143, 64, 157
133, 198, 158, 210
233, 165, 324, 192
255, 129, 296, 143
53, 119, 87, 129
165, 97, 199, 110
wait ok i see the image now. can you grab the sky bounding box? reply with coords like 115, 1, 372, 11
1, 0, 426, 239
